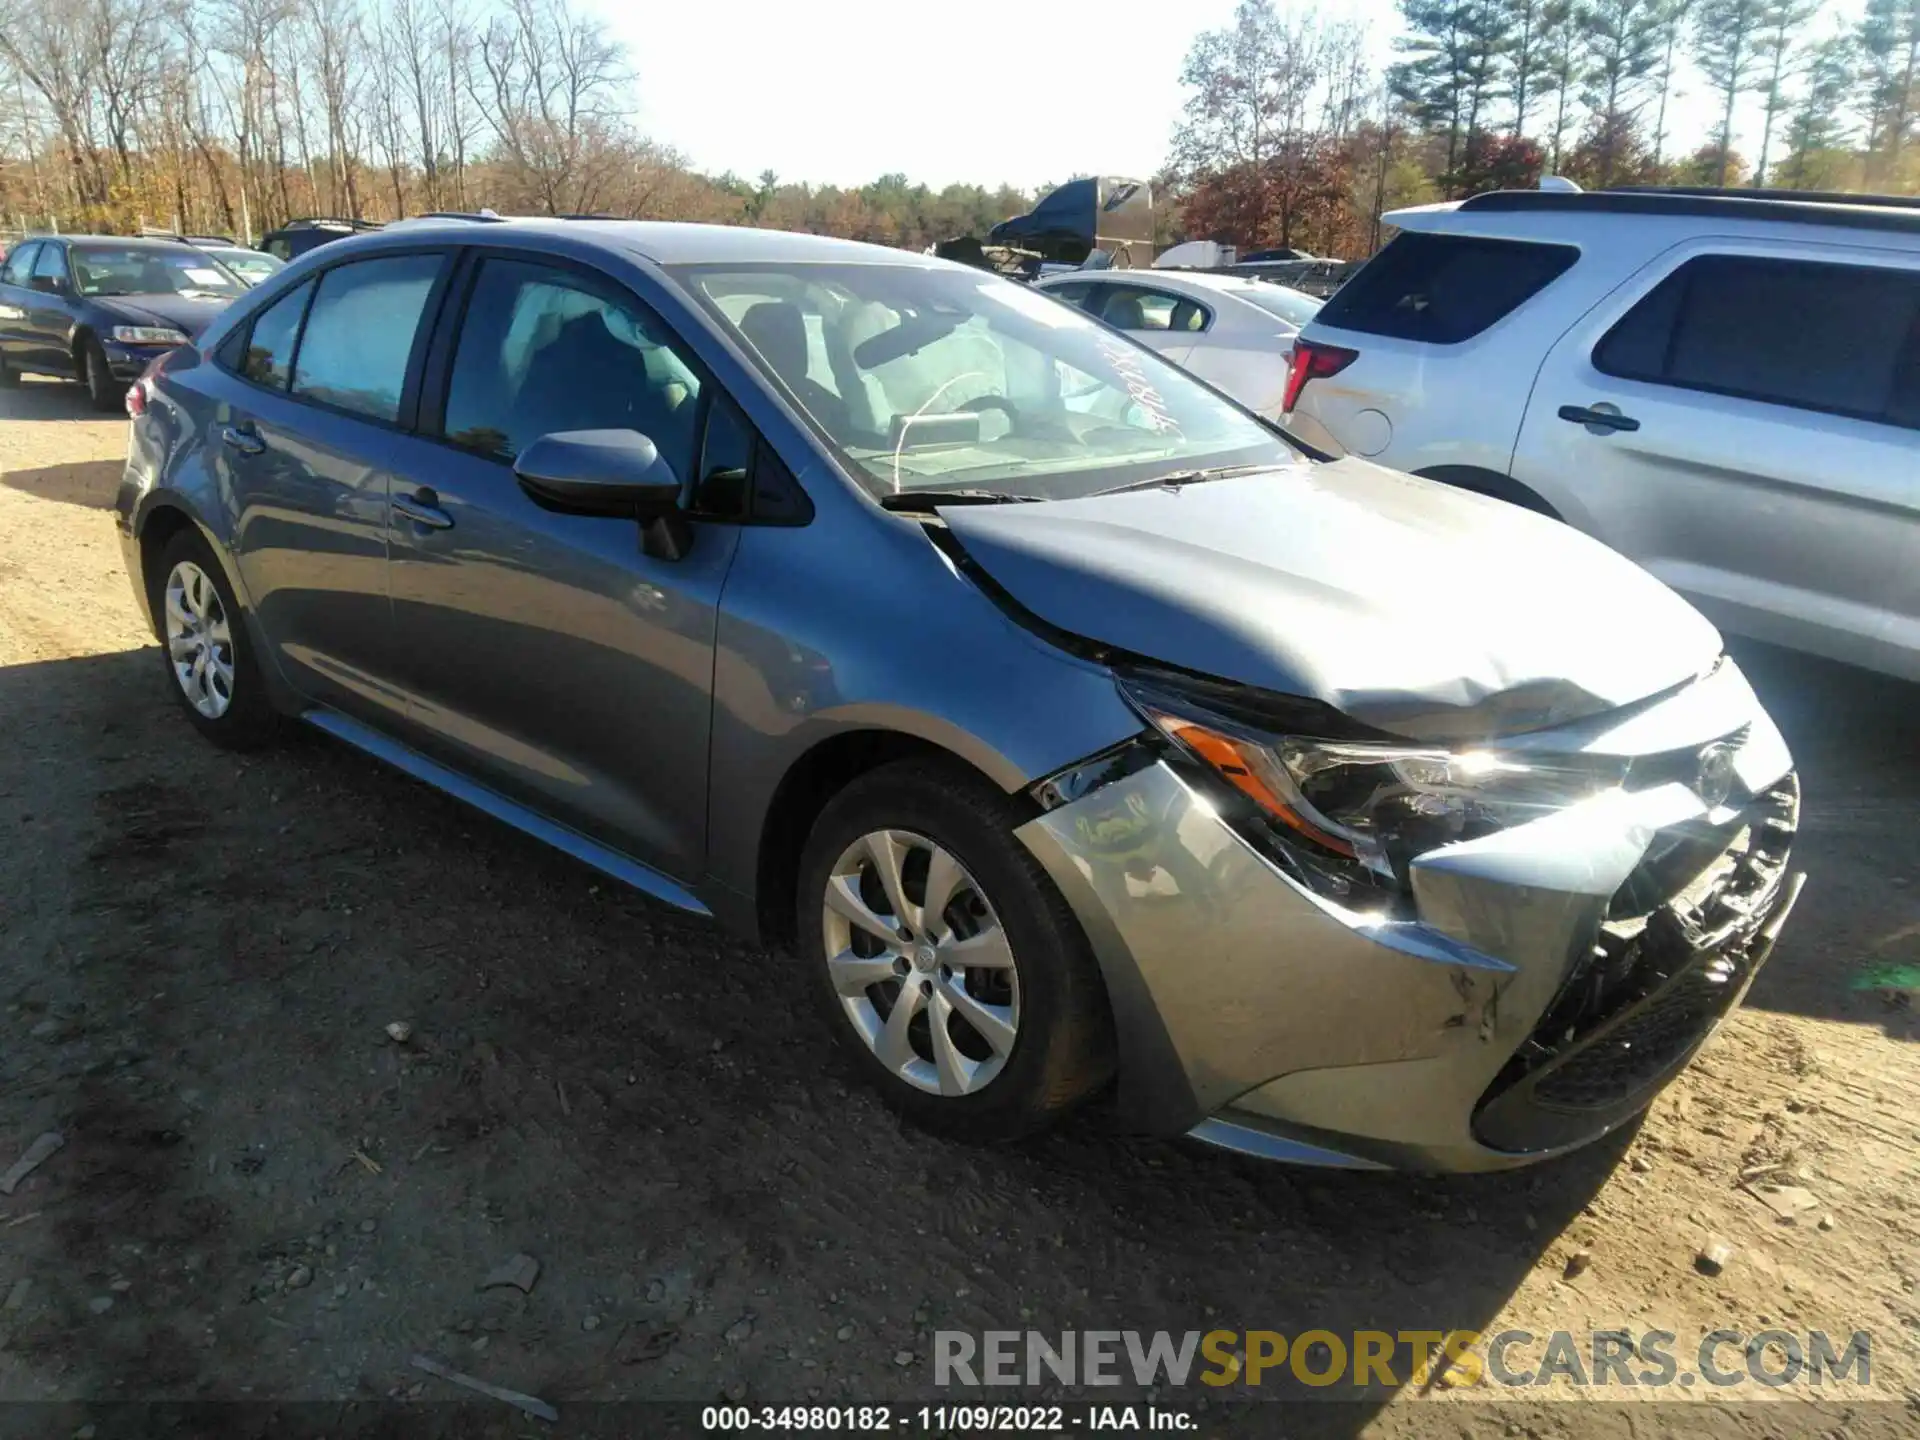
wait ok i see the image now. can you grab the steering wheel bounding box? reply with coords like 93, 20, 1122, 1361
954, 394, 1022, 439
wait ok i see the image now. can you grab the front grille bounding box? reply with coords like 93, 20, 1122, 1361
1473, 772, 1800, 1152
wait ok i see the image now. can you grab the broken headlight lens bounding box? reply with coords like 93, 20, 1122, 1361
1125, 683, 1626, 892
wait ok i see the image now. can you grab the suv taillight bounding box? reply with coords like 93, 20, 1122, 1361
126, 347, 181, 419
1282, 339, 1359, 414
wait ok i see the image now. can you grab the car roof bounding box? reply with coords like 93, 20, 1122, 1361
1387, 188, 1920, 245
374, 216, 941, 268
31, 235, 205, 250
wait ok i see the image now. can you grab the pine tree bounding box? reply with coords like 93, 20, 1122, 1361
1534, 0, 1584, 170
1856, 0, 1920, 180
1506, 0, 1550, 135
1780, 34, 1860, 187
1694, 0, 1771, 184
1579, 0, 1667, 182
1650, 0, 1696, 166
1751, 0, 1817, 185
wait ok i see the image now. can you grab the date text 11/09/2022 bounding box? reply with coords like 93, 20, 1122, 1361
700, 1406, 1190, 1432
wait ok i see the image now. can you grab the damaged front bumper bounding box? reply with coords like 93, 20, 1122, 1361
1014, 660, 1803, 1172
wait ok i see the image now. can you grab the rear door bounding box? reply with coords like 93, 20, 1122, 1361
212, 249, 454, 724
1511, 241, 1920, 675
383, 249, 748, 882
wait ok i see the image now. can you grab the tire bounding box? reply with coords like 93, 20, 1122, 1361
80, 336, 120, 412
796, 758, 1113, 1140
147, 527, 277, 749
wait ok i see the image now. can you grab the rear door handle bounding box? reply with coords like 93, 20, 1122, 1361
220, 422, 265, 456
392, 489, 454, 531
1557, 403, 1640, 434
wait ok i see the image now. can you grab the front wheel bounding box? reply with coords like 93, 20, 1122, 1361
80, 336, 120, 412
796, 759, 1113, 1140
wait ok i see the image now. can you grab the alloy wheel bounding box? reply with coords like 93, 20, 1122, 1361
163, 560, 235, 719
820, 829, 1020, 1097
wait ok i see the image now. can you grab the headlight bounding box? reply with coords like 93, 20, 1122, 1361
110, 326, 187, 346
1123, 679, 1625, 894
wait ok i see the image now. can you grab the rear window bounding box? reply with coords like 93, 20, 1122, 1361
1314, 232, 1578, 344
1595, 254, 1920, 430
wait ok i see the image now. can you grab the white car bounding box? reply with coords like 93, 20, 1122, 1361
1036, 269, 1322, 418
1285, 185, 1920, 682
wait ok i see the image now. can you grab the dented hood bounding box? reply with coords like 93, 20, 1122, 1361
938, 459, 1722, 742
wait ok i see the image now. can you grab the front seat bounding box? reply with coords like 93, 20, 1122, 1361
1102, 293, 1148, 331
517, 310, 653, 441
739, 302, 849, 433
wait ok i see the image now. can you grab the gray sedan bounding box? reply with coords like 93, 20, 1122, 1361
116, 218, 1803, 1170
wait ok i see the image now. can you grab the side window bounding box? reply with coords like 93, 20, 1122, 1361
1, 243, 39, 287
31, 245, 69, 287
1315, 232, 1578, 343
291, 253, 442, 423
1595, 255, 1920, 429
695, 392, 755, 516
263, 237, 292, 262
1092, 285, 1188, 332
442, 257, 703, 478
1045, 282, 1093, 308
235, 279, 314, 390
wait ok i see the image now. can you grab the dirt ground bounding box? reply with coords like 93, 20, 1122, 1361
0, 375, 1916, 1438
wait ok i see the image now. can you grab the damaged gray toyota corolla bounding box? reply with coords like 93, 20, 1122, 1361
118, 220, 1803, 1171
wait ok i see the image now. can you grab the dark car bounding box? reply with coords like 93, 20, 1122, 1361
257, 217, 383, 263
0, 235, 248, 409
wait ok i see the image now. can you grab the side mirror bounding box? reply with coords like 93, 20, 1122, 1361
513, 428, 692, 561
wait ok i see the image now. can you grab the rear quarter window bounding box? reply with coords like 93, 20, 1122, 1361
1314, 232, 1578, 344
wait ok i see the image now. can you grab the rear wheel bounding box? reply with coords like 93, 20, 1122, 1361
148, 528, 277, 749
80, 336, 119, 412
796, 760, 1113, 1139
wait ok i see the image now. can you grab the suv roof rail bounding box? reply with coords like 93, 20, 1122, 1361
408, 209, 506, 223
1608, 184, 1920, 211
1455, 187, 1920, 237
274, 216, 384, 231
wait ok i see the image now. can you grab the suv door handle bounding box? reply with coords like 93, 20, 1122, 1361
392, 489, 454, 531
1557, 403, 1640, 434
220, 422, 266, 456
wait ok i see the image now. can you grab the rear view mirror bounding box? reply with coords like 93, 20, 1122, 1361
513, 429, 693, 561
513, 429, 681, 515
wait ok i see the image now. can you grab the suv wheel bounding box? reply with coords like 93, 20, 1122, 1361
149, 529, 277, 749
80, 336, 120, 412
796, 760, 1113, 1139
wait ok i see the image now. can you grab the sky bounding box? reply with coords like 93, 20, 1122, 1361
584, 0, 1865, 193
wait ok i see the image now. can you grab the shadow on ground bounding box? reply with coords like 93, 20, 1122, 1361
0, 375, 107, 422
0, 457, 121, 509
1728, 639, 1920, 1040
0, 644, 1619, 1429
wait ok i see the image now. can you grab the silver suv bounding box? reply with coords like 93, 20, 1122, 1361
1285, 186, 1920, 682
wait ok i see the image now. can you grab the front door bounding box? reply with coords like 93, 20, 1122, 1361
213, 251, 450, 724
25, 244, 76, 374
1511, 242, 1920, 673
384, 252, 740, 883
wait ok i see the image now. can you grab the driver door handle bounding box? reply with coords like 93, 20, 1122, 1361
1557, 403, 1640, 434
392, 488, 454, 531
220, 422, 266, 456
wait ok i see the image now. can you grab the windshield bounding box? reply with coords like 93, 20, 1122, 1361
71, 245, 246, 300
1233, 284, 1323, 328
675, 261, 1297, 498
203, 248, 283, 285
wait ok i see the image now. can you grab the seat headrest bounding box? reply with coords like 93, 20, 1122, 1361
740, 301, 809, 380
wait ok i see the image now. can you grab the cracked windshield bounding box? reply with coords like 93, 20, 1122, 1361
682, 263, 1293, 497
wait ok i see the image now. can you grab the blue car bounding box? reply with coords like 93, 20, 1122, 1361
114, 216, 1804, 1170
0, 234, 248, 409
